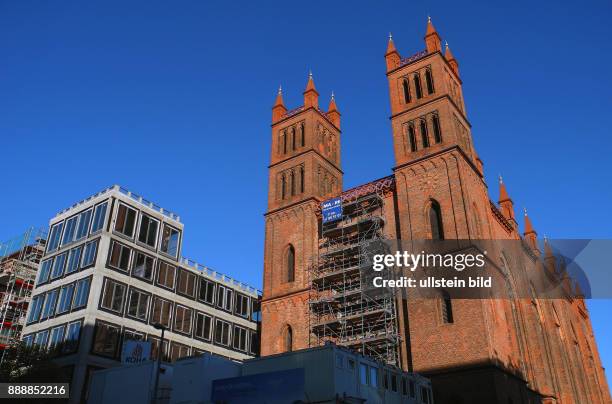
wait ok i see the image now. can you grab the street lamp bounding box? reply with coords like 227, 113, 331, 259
151, 323, 166, 404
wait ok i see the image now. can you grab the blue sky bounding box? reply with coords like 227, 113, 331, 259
1, 0, 611, 386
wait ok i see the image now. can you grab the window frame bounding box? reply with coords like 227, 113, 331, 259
173, 304, 193, 336
72, 276, 92, 310
125, 287, 151, 323
99, 277, 128, 315
65, 246, 83, 275
107, 240, 132, 273
46, 222, 64, 254
197, 277, 216, 306
37, 258, 54, 286
114, 202, 138, 239
156, 260, 176, 291
26, 294, 44, 324
80, 238, 99, 269
149, 296, 173, 329
91, 320, 122, 359
56, 283, 75, 315
234, 293, 250, 319
131, 250, 156, 282
61, 215, 79, 247
91, 201, 109, 234
213, 318, 231, 347
137, 214, 160, 249
40, 288, 59, 321
176, 268, 197, 299
63, 319, 83, 354
232, 325, 248, 353
159, 223, 181, 259
194, 311, 213, 342
75, 208, 93, 241
49, 252, 67, 280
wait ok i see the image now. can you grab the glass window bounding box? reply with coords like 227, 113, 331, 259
40, 289, 58, 320
22, 334, 33, 348
194, 312, 212, 341
123, 329, 145, 343
47, 222, 63, 253
115, 204, 137, 238
249, 331, 259, 355
160, 224, 180, 257
56, 283, 75, 314
50, 252, 67, 280
174, 305, 192, 334
148, 336, 169, 362
232, 325, 248, 352
251, 299, 261, 322
73, 277, 90, 309
108, 241, 131, 272
216, 285, 233, 312
169, 342, 190, 362
65, 246, 82, 274
100, 278, 126, 314
132, 252, 154, 281
156, 261, 176, 289
92, 321, 121, 358
198, 278, 215, 305
234, 293, 249, 318
75, 209, 93, 240
126, 288, 150, 321
81, 239, 98, 268
27, 295, 44, 324
150, 297, 172, 329
62, 215, 79, 246
359, 363, 368, 385
370, 367, 379, 388
49, 325, 66, 352
37, 259, 53, 285
176, 269, 196, 298
138, 215, 159, 248
34, 330, 49, 347
63, 321, 81, 354
214, 319, 231, 346
91, 202, 108, 233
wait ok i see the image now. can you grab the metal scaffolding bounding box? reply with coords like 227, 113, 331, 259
309, 179, 400, 366
0, 227, 46, 363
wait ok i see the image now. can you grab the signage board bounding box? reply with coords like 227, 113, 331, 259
121, 340, 151, 365
322, 197, 342, 223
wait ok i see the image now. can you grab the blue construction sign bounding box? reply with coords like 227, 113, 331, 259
322, 197, 342, 223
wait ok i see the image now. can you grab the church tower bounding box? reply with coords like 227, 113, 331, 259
261, 75, 342, 355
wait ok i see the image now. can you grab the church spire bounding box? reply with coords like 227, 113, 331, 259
425, 16, 442, 53
445, 41, 460, 76
498, 175, 517, 227
385, 33, 401, 72
523, 208, 538, 251
303, 71, 319, 109
272, 85, 287, 123
327, 92, 341, 129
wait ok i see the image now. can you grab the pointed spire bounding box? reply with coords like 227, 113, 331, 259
326, 91, 341, 129
498, 175, 510, 202
273, 85, 284, 107
272, 84, 287, 124
444, 41, 460, 77
524, 208, 535, 235
523, 208, 538, 252
386, 32, 397, 55
426, 16, 437, 36
303, 70, 319, 109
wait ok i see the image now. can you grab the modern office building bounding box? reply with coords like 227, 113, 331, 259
88, 343, 433, 404
20, 185, 261, 403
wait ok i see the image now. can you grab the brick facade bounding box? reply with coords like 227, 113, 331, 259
261, 19, 611, 404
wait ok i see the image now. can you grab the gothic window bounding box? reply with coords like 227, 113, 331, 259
281, 174, 287, 200
432, 114, 442, 143
408, 124, 417, 152
283, 325, 293, 352
420, 119, 430, 148
300, 123, 305, 147
285, 245, 295, 283
413, 73, 423, 99
440, 289, 454, 323
429, 200, 444, 240
290, 170, 296, 196
300, 166, 305, 193
425, 68, 435, 94
282, 130, 287, 154
402, 79, 411, 103
291, 127, 296, 151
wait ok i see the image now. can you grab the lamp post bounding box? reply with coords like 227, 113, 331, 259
151, 323, 166, 404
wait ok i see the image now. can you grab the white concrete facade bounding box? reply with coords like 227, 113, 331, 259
20, 185, 261, 403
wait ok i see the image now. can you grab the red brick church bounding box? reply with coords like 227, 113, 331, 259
260, 18, 611, 404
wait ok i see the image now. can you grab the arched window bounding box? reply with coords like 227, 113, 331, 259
282, 131, 287, 154
441, 289, 453, 323
425, 68, 435, 94
432, 114, 442, 143
300, 123, 305, 147
429, 200, 444, 240
290, 171, 296, 196
402, 79, 411, 103
413, 73, 423, 99
300, 166, 305, 193
408, 124, 417, 152
420, 119, 430, 148
291, 127, 296, 151
283, 325, 293, 352
281, 175, 287, 200
286, 244, 295, 283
